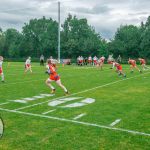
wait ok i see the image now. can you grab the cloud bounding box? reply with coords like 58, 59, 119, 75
0, 0, 149, 39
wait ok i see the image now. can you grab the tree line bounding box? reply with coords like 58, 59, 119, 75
0, 14, 150, 60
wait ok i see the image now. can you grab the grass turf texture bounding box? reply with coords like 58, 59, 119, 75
0, 62, 149, 150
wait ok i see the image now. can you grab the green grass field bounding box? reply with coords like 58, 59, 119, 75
0, 62, 149, 150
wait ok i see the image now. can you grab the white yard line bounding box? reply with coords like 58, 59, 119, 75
42, 109, 56, 115
73, 113, 86, 120
0, 108, 149, 137
0, 102, 10, 106
14, 71, 150, 111
110, 119, 121, 127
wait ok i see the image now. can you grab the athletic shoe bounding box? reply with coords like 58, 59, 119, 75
130, 70, 134, 73
65, 91, 69, 96
51, 89, 56, 94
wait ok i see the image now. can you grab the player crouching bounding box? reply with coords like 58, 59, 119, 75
45, 59, 69, 95
0, 56, 5, 82
112, 62, 126, 77
25, 57, 32, 73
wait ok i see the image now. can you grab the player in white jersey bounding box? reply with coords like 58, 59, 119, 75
98, 56, 105, 70
25, 57, 32, 73
93, 56, 98, 66
88, 56, 92, 65
0, 56, 4, 82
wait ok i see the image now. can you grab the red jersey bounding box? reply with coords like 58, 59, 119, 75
113, 62, 122, 71
128, 59, 136, 67
48, 64, 60, 81
139, 59, 145, 64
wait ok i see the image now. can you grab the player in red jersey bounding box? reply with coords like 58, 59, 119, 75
0, 56, 4, 82
128, 58, 142, 73
138, 58, 149, 70
112, 62, 126, 77
45, 59, 68, 95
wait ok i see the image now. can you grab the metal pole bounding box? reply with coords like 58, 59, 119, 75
58, 1, 60, 63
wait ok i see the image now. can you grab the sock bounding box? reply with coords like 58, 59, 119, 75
1, 73, 4, 81
50, 85, 55, 90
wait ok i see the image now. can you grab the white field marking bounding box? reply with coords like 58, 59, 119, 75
0, 102, 10, 106
12, 100, 27, 103
14, 71, 150, 111
81, 98, 95, 104
61, 102, 85, 108
10, 94, 54, 104
33, 96, 45, 99
73, 113, 86, 120
0, 108, 149, 137
42, 109, 56, 115
61, 98, 95, 108
110, 119, 121, 127
48, 97, 82, 107
22, 98, 36, 101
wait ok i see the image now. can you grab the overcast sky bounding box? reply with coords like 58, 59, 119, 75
0, 0, 150, 40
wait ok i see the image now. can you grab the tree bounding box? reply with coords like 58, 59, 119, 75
108, 25, 141, 58
140, 16, 150, 58
61, 14, 104, 58
22, 17, 58, 58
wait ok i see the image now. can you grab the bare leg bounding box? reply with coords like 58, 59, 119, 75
45, 79, 55, 93
56, 79, 68, 93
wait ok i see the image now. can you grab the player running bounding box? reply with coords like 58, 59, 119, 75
138, 58, 149, 70
128, 58, 142, 73
25, 57, 32, 73
112, 62, 126, 77
45, 59, 68, 95
0, 56, 5, 82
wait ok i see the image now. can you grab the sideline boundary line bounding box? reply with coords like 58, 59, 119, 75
0, 108, 149, 137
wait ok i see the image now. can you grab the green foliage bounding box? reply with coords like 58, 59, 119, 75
61, 14, 104, 58
108, 25, 141, 58
0, 15, 150, 60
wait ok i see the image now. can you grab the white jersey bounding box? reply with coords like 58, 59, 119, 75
93, 57, 98, 61
0, 61, 3, 68
25, 59, 31, 65
88, 57, 92, 61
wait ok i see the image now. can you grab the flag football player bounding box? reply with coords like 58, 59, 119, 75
45, 59, 68, 95
128, 58, 142, 73
25, 57, 32, 73
0, 56, 4, 82
112, 62, 126, 77
138, 58, 149, 70
98, 56, 105, 70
